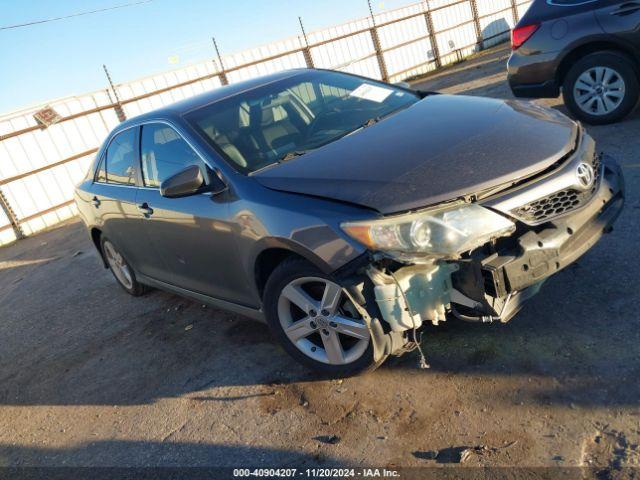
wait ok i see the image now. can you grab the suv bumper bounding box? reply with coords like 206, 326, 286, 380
510, 80, 559, 99
508, 50, 561, 98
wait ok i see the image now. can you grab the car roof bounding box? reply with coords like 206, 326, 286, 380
114, 68, 309, 130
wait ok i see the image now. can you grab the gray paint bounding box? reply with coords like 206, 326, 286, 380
253, 95, 577, 214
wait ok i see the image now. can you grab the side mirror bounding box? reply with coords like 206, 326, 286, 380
207, 168, 228, 195
160, 165, 206, 198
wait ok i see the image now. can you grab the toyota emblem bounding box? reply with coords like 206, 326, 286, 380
576, 163, 595, 189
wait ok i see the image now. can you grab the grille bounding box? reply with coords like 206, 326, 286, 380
512, 154, 602, 224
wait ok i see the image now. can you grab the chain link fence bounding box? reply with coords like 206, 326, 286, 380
0, 0, 532, 246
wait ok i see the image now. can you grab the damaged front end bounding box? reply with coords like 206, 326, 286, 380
338, 129, 625, 356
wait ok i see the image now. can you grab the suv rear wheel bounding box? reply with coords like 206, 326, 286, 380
563, 51, 639, 125
263, 257, 387, 376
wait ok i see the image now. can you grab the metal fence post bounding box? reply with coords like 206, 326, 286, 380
469, 0, 484, 51
0, 187, 24, 240
298, 17, 315, 69
103, 65, 127, 122
212, 37, 229, 86
510, 0, 520, 24
370, 27, 389, 81
423, 0, 441, 68
367, 0, 389, 82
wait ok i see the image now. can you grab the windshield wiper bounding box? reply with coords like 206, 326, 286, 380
361, 116, 381, 128
253, 109, 408, 174
343, 116, 382, 138
279, 150, 311, 163
249, 149, 313, 175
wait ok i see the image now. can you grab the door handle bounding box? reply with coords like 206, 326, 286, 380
91, 196, 101, 208
137, 203, 154, 217
611, 2, 640, 15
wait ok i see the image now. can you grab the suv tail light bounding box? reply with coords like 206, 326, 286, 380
511, 24, 540, 50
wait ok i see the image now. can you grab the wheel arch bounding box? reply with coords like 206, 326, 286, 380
252, 239, 333, 299
90, 227, 108, 268
556, 40, 640, 89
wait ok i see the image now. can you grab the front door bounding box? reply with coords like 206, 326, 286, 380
135, 123, 252, 306
91, 127, 156, 273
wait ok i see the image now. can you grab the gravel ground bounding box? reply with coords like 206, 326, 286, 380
1, 43, 639, 474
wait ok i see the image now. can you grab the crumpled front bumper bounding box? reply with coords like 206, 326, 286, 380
337, 155, 625, 332
484, 155, 624, 296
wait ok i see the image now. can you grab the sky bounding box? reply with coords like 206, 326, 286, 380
0, 0, 411, 114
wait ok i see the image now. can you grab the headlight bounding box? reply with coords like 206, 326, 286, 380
341, 203, 515, 260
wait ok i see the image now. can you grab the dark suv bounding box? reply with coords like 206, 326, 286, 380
508, 0, 640, 124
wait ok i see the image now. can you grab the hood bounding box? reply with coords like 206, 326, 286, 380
253, 95, 578, 215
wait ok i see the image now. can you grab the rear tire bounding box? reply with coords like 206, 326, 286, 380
563, 51, 639, 125
100, 237, 148, 296
263, 257, 387, 376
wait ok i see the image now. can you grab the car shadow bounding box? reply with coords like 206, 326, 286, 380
412, 44, 511, 93
0, 214, 638, 411
0, 439, 337, 468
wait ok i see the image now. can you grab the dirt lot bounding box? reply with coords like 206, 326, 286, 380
1, 44, 640, 473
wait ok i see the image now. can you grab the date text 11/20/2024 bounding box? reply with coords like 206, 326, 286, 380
233, 468, 400, 478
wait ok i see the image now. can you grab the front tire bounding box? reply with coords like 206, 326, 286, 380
563, 51, 639, 125
100, 237, 147, 296
263, 257, 386, 376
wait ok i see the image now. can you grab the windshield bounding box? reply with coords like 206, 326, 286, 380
184, 70, 420, 174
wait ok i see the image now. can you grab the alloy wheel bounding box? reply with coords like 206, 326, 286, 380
277, 276, 370, 365
573, 66, 626, 116
103, 240, 134, 290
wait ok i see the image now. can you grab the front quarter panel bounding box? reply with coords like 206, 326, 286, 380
229, 176, 374, 302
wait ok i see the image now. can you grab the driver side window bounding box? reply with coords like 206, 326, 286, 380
140, 124, 205, 188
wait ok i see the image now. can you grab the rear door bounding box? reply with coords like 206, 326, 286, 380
595, 0, 640, 45
135, 122, 251, 305
91, 127, 155, 272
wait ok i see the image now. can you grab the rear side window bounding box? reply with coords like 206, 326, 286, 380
98, 129, 137, 186
140, 124, 205, 188
95, 157, 107, 183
